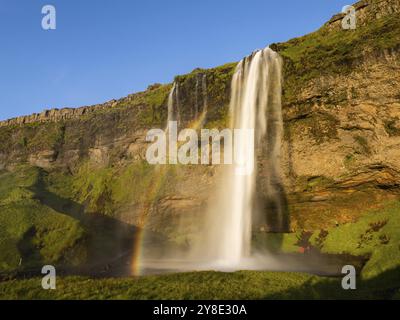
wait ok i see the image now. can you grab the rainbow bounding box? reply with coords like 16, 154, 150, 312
130, 111, 208, 275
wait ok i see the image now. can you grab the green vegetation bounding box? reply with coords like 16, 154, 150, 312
253, 232, 299, 253
309, 201, 400, 284
1, 1, 400, 301
72, 163, 115, 215
295, 175, 336, 193
384, 119, 400, 137
344, 153, 356, 169
1, 268, 399, 300
173, 62, 236, 129
0, 166, 86, 272
288, 112, 340, 143
0, 122, 65, 157
275, 13, 400, 103
71, 160, 175, 216
354, 135, 371, 154
127, 83, 171, 126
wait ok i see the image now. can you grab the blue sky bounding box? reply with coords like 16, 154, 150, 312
0, 0, 351, 120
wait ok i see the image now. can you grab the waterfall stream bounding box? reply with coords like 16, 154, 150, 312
140, 47, 284, 273
200, 47, 283, 268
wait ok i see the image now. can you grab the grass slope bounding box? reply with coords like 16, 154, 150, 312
0, 166, 86, 272
275, 9, 400, 103
310, 201, 400, 286
0, 270, 399, 300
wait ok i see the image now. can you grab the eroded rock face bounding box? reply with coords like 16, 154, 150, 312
277, 38, 400, 229
326, 0, 400, 31
0, 152, 6, 170
0, 0, 399, 235
0, 102, 116, 127
28, 150, 57, 168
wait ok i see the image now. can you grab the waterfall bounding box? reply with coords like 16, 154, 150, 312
167, 82, 175, 126
167, 82, 180, 127
200, 47, 283, 268
195, 77, 199, 118
140, 47, 283, 274
194, 74, 208, 120
202, 74, 208, 113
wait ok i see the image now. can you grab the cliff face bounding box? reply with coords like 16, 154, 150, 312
0, 0, 399, 251
275, 0, 400, 229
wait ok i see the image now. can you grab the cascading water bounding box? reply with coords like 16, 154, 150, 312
139, 47, 284, 274
168, 75, 208, 130
167, 82, 180, 127
198, 47, 283, 268
167, 82, 176, 126
202, 74, 208, 113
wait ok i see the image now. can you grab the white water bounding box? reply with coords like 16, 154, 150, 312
140, 47, 284, 273
198, 47, 283, 268
168, 74, 208, 129
167, 82, 176, 126
167, 82, 180, 127
202, 74, 208, 113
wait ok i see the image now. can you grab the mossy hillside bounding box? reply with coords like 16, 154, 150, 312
295, 175, 336, 193
65, 83, 172, 129
0, 62, 235, 166
1, 268, 398, 300
174, 62, 236, 128
0, 122, 65, 158
274, 12, 400, 104
71, 160, 177, 217
0, 166, 86, 272
285, 112, 340, 144
0, 84, 173, 164
253, 232, 300, 253
111, 83, 172, 127
1, 62, 236, 158
288, 187, 395, 232
309, 200, 400, 285
0, 271, 320, 300
62, 62, 236, 143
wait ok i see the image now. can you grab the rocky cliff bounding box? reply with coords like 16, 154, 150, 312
0, 0, 399, 271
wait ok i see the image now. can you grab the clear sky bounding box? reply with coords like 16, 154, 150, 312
0, 0, 351, 120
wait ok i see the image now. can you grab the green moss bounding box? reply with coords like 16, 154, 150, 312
72, 162, 114, 214
0, 271, 332, 300
136, 84, 171, 126
310, 201, 400, 283
173, 62, 236, 129
0, 122, 65, 157
296, 175, 335, 192
203, 63, 236, 127
1, 266, 399, 299
0, 166, 86, 271
294, 113, 339, 143
106, 84, 171, 127
384, 119, 400, 137
354, 135, 371, 154
111, 161, 155, 206
71, 160, 176, 216
253, 232, 300, 253
0, 126, 14, 151
276, 14, 400, 103
344, 153, 356, 169
204, 107, 230, 129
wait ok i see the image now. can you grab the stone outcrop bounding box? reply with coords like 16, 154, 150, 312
326, 0, 400, 30
0, 100, 119, 127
